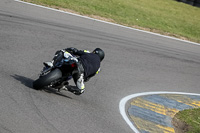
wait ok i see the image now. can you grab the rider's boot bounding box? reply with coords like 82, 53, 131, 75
71, 67, 85, 95
67, 86, 85, 95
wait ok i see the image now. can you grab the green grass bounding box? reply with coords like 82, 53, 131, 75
24, 0, 200, 43
175, 108, 200, 133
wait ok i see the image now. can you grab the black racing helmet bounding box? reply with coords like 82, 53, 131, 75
93, 48, 105, 61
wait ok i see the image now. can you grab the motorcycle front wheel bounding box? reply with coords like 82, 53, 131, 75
33, 68, 62, 90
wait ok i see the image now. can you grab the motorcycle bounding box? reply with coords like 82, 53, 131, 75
33, 51, 77, 91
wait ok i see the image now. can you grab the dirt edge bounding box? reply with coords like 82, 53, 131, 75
172, 115, 191, 133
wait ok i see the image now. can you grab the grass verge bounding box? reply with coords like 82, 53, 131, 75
173, 108, 200, 133
22, 0, 200, 43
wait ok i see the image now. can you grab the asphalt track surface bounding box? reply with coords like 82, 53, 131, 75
0, 0, 200, 133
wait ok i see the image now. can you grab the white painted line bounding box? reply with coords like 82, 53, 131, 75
14, 0, 200, 46
119, 91, 200, 133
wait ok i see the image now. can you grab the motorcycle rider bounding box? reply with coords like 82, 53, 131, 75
43, 47, 105, 95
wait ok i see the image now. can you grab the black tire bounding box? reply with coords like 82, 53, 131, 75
33, 68, 62, 90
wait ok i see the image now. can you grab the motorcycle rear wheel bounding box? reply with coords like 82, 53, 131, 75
33, 68, 62, 90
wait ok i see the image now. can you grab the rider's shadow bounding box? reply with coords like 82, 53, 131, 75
11, 74, 72, 99
11, 74, 33, 88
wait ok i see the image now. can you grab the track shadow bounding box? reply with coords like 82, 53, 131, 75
11, 74, 33, 88
11, 74, 72, 99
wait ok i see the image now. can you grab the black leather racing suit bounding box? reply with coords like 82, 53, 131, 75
65, 48, 101, 95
